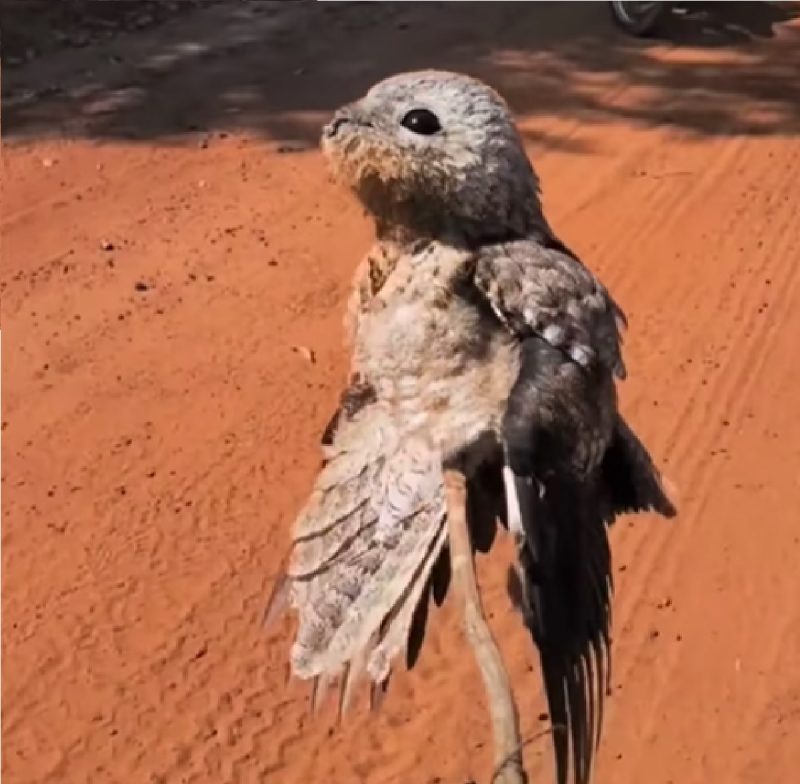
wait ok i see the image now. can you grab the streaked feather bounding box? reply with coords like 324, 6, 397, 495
288, 409, 447, 684
367, 521, 448, 683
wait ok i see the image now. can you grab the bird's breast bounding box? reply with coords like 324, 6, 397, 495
353, 258, 519, 459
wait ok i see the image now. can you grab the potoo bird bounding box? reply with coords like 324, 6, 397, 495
267, 70, 676, 784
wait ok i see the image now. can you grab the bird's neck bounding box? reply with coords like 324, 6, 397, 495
373, 201, 554, 250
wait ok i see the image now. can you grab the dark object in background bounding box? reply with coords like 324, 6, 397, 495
608, 1, 672, 36
608, 2, 798, 44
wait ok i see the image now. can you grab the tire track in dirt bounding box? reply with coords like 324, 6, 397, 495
616, 141, 798, 616
584, 139, 800, 781
603, 138, 790, 564
630, 206, 800, 779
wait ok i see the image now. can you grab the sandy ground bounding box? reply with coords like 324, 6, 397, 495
3, 2, 800, 783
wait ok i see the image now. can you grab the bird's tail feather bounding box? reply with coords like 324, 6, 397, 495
510, 473, 611, 784
510, 418, 675, 784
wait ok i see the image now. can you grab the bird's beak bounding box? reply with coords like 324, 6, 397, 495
323, 113, 348, 140
322, 106, 372, 140
323, 108, 353, 140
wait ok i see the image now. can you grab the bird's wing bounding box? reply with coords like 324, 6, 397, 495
287, 402, 447, 712
499, 333, 615, 784
507, 471, 613, 784
474, 238, 625, 784
473, 236, 626, 380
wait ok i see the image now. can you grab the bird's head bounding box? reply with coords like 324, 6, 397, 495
321, 70, 544, 243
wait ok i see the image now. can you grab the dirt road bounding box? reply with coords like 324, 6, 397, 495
4, 2, 800, 783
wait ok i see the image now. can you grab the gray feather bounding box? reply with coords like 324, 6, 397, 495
289, 411, 447, 682
474, 238, 626, 382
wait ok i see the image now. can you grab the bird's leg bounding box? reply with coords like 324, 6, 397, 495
442, 468, 527, 784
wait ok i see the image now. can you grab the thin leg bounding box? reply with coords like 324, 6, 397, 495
443, 468, 527, 784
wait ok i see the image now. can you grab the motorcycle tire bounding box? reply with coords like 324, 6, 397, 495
608, 1, 669, 36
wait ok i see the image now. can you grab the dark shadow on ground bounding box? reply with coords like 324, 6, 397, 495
2, 1, 799, 150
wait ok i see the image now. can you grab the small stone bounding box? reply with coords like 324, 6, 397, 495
42, 157, 56, 168
134, 281, 150, 292
100, 239, 115, 251
292, 345, 316, 364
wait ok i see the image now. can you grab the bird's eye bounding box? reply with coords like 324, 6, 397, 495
400, 108, 442, 135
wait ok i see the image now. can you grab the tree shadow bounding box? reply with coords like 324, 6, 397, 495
2, 1, 799, 151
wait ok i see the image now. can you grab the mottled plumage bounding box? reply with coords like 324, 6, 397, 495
270, 70, 675, 784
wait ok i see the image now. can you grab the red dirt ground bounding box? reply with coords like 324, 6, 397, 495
3, 2, 800, 783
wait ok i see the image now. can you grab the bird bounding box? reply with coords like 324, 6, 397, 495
266, 70, 676, 784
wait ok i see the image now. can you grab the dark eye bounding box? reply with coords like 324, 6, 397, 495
400, 108, 442, 135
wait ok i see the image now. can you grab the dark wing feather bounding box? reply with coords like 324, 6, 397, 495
473, 238, 673, 783
511, 471, 612, 784
603, 416, 677, 518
